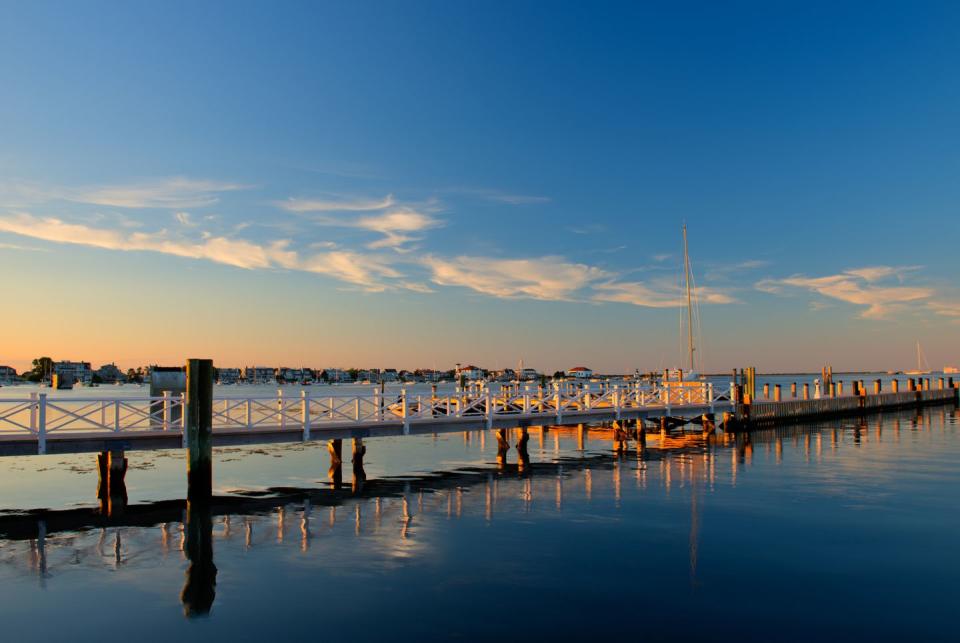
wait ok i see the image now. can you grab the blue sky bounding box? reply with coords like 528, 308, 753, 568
1, 1, 958, 372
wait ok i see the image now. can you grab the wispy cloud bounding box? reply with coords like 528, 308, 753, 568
423, 255, 608, 301
277, 193, 442, 251
68, 177, 248, 209
756, 266, 933, 319
593, 281, 736, 307
0, 241, 50, 252
0, 212, 413, 292
275, 194, 397, 213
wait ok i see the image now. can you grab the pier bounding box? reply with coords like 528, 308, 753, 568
0, 361, 956, 511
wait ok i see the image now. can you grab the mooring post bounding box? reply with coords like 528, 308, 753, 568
185, 359, 214, 500
774, 385, 781, 402
874, 379, 882, 395
828, 382, 835, 398
763, 383, 770, 399
803, 383, 810, 400
892, 379, 899, 393
938, 378, 944, 391
97, 449, 128, 516
791, 382, 797, 398
838, 381, 844, 396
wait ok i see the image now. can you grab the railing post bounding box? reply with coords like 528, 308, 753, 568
614, 385, 621, 420
355, 398, 361, 421
401, 388, 409, 434
555, 384, 563, 423
245, 398, 253, 430
373, 386, 381, 422
37, 393, 47, 455
709, 383, 715, 412
114, 400, 121, 432
163, 391, 171, 431
277, 389, 285, 430
29, 392, 37, 434
301, 390, 310, 440
485, 387, 493, 429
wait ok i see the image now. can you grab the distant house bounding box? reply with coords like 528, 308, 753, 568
457, 365, 485, 381
277, 367, 305, 383
565, 366, 593, 379
96, 363, 125, 383
418, 369, 441, 382
323, 368, 352, 383
381, 369, 399, 382
521, 368, 540, 381
492, 368, 515, 381
217, 367, 241, 384
0, 365, 17, 382
53, 361, 93, 385
244, 366, 275, 384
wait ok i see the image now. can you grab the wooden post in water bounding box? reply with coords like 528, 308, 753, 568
838, 381, 844, 396
892, 379, 899, 393
874, 379, 881, 395
185, 359, 214, 500
803, 383, 809, 400
938, 378, 944, 390
908, 378, 915, 392
774, 385, 781, 402
828, 382, 835, 398
763, 383, 770, 399
791, 382, 797, 398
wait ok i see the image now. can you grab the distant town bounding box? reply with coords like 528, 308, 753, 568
0, 358, 604, 387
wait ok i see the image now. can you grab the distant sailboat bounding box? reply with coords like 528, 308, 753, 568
905, 340, 931, 375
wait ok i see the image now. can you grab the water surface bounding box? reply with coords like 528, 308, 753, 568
0, 405, 957, 641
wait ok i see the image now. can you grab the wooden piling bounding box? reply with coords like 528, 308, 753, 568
763, 383, 770, 399
892, 379, 899, 393
874, 379, 881, 395
185, 359, 214, 500
774, 385, 781, 402
803, 383, 809, 400
791, 382, 797, 398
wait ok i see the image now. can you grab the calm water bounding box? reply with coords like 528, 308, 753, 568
0, 405, 957, 641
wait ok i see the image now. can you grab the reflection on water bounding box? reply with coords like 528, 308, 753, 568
0, 407, 958, 641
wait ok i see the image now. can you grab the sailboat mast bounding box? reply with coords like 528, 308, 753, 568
916, 341, 921, 372
683, 224, 695, 374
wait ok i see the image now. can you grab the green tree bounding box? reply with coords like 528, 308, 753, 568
31, 357, 53, 380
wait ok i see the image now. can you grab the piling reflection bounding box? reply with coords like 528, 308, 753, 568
180, 499, 217, 617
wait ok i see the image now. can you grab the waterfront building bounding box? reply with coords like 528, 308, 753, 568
323, 368, 353, 383
355, 369, 376, 382
418, 369, 442, 382
244, 366, 276, 384
217, 368, 241, 384
381, 369, 399, 382
53, 361, 93, 385
521, 368, 540, 381
0, 365, 17, 383
277, 367, 305, 383
565, 366, 594, 379
95, 363, 125, 383
492, 368, 516, 381
457, 365, 485, 381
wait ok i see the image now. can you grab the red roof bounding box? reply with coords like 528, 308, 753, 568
568, 366, 592, 371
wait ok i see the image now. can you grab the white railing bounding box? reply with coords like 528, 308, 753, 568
0, 382, 730, 453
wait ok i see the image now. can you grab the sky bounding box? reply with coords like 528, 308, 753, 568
1, 0, 958, 374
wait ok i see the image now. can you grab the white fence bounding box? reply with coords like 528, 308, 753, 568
0, 382, 724, 454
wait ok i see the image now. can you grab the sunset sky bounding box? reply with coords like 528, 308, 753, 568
1, 1, 959, 373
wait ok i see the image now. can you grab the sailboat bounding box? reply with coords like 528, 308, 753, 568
905, 341, 931, 375
665, 224, 702, 382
